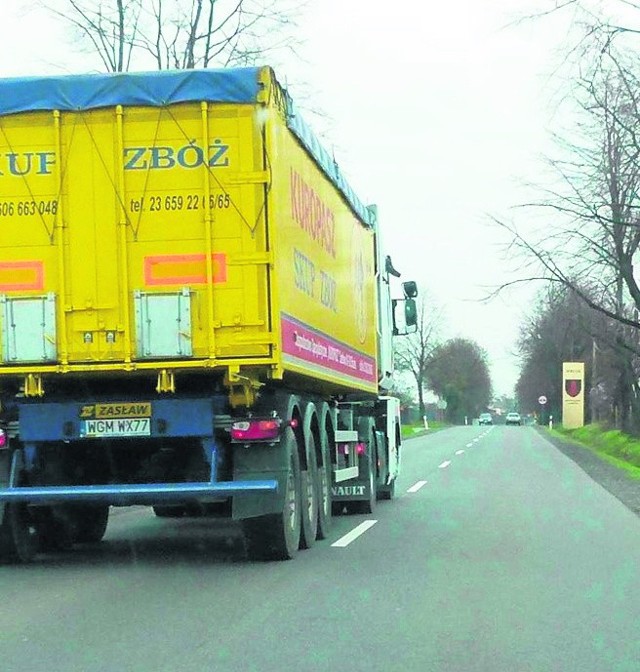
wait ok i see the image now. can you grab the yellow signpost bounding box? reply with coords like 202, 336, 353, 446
562, 362, 585, 429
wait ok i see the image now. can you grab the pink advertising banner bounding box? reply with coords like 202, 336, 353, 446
280, 313, 377, 384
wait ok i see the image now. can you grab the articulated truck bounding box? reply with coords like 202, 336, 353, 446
0, 67, 417, 562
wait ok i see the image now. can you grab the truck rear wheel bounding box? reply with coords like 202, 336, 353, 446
299, 433, 318, 549
0, 503, 39, 563
35, 507, 74, 552
72, 505, 110, 543
377, 478, 396, 501
316, 438, 332, 539
0, 450, 39, 563
243, 428, 301, 561
356, 423, 377, 515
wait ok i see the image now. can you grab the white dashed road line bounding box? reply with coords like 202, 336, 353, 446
332, 520, 378, 548
408, 432, 489, 498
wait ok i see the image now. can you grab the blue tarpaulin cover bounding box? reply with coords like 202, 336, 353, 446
0, 68, 261, 115
0, 67, 373, 226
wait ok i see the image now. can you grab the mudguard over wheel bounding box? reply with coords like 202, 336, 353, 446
243, 427, 302, 561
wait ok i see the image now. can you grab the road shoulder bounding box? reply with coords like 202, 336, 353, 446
539, 428, 640, 517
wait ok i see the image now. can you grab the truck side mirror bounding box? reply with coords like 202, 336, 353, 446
404, 298, 417, 332
403, 281, 418, 298
392, 298, 418, 335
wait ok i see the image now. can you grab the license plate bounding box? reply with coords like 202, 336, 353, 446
81, 418, 151, 438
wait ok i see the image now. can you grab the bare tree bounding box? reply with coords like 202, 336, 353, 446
522, 1, 640, 55
495, 34, 640, 429
487, 3, 640, 428
38, 0, 140, 72
394, 295, 443, 419
495, 43, 640, 310
41, 0, 305, 72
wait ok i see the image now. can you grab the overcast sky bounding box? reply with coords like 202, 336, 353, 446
294, 0, 566, 397
0, 0, 584, 397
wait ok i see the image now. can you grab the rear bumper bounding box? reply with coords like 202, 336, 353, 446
0, 480, 278, 506
3, 396, 280, 507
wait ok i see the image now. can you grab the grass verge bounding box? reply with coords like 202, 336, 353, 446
549, 424, 640, 480
401, 420, 447, 439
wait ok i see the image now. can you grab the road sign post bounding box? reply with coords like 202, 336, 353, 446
538, 396, 548, 425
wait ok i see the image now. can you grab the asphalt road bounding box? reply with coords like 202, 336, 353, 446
1, 426, 639, 672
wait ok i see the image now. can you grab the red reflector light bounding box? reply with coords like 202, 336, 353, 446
0, 430, 6, 448
356, 442, 366, 455
337, 443, 350, 455
230, 418, 281, 441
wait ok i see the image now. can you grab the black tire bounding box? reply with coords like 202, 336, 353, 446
243, 428, 301, 561
153, 505, 186, 518
358, 453, 377, 514
72, 505, 110, 544
299, 433, 318, 549
316, 430, 332, 539
357, 424, 377, 515
0, 503, 39, 563
377, 477, 396, 501
0, 450, 39, 564
35, 507, 74, 552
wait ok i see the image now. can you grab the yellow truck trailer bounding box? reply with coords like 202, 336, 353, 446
0, 67, 417, 562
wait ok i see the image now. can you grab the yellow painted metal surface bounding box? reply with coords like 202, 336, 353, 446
0, 68, 378, 394
267, 96, 378, 393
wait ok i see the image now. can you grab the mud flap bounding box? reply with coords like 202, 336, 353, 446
232, 441, 288, 520
233, 392, 300, 521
